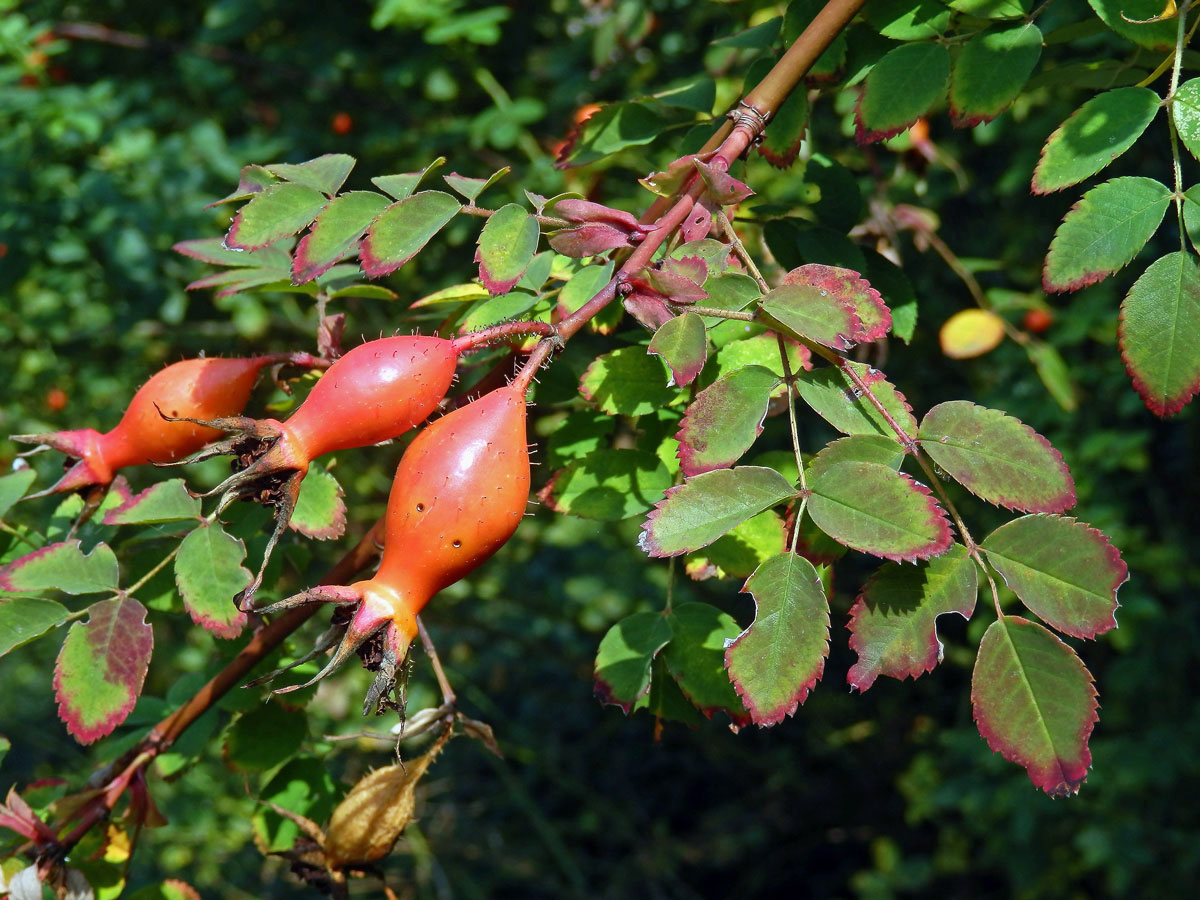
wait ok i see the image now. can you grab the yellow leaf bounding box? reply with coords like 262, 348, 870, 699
939, 309, 1006, 359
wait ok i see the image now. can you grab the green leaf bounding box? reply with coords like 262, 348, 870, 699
648, 313, 707, 387
54, 595, 153, 744
713, 16, 781, 48
863, 0, 952, 38
948, 0, 1031, 17
290, 463, 347, 540
292, 191, 391, 283
594, 612, 673, 713
1087, 0, 1177, 50
102, 480, 201, 526
795, 361, 918, 443
545, 411, 615, 468
226, 183, 329, 251
0, 469, 37, 518
0, 596, 69, 658
971, 616, 1097, 796
764, 218, 867, 272
328, 284, 398, 301
460, 292, 543, 332
950, 23, 1042, 126
685, 511, 786, 581
174, 522, 250, 639
713, 333, 807, 378
205, 163, 276, 207
782, 0, 846, 77
542, 450, 670, 520
982, 515, 1127, 639
1032, 88, 1161, 194
224, 700, 308, 772
725, 553, 829, 725
663, 602, 750, 724
1043, 177, 1170, 292
0, 540, 119, 595
561, 101, 676, 167
361, 190, 461, 277
254, 758, 339, 853
677, 365, 780, 476
266, 154, 355, 195
759, 282, 863, 350
807, 461, 952, 561
862, 251, 917, 342
371, 157, 446, 200
806, 434, 905, 481
641, 466, 798, 557
847, 544, 978, 691
758, 88, 808, 168
443, 166, 510, 202
1119, 250, 1200, 415
918, 401, 1076, 512
856, 43, 951, 144
476, 203, 540, 295
700, 272, 761, 324
558, 262, 614, 317
1025, 341, 1079, 412
579, 347, 676, 416
1172, 78, 1200, 162
781, 263, 891, 342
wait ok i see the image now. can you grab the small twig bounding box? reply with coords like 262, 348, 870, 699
417, 618, 456, 707
776, 335, 808, 555
461, 204, 568, 230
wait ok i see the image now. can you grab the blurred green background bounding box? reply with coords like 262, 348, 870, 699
1, 0, 1198, 897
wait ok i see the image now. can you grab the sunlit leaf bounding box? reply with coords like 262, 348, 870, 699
594, 612, 672, 713
579, 347, 676, 416
950, 23, 1042, 126
677, 365, 780, 476
266, 154, 355, 195
476, 203, 540, 295
663, 602, 750, 725
226, 183, 329, 251
0, 540, 119, 595
648, 313, 707, 387
174, 522, 250, 639
361, 191, 461, 277
293, 191, 390, 283
542, 450, 670, 520
856, 43, 951, 144
102, 480, 201, 526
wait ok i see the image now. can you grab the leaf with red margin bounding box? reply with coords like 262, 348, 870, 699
550, 198, 645, 232
758, 87, 809, 168
781, 264, 891, 342
949, 23, 1042, 127
639, 466, 798, 557
677, 365, 781, 476
971, 615, 1097, 796
847, 543, 977, 691
475, 203, 540, 295
1119, 250, 1200, 416
806, 434, 905, 481
758, 283, 863, 350
981, 515, 1126, 639
225, 183, 329, 252
172, 237, 291, 269
856, 43, 951, 144
205, 164, 276, 208
1042, 176, 1170, 293
173, 522, 250, 639
1031, 88, 1161, 194
594, 612, 673, 713
918, 401, 1076, 513
0, 540, 119, 595
266, 154, 355, 196
549, 222, 635, 258
663, 255, 708, 285
103, 479, 201, 526
795, 361, 918, 444
807, 461, 952, 562
293, 191, 391, 283
54, 595, 153, 744
725, 552, 829, 725
692, 159, 754, 206
663, 602, 751, 726
648, 313, 707, 387
289, 464, 346, 540
636, 267, 710, 304
360, 191, 461, 277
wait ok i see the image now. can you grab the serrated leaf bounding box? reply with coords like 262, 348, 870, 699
174, 523, 250, 639
412, 282, 491, 307
54, 595, 153, 744
940, 308, 1007, 359
982, 515, 1126, 639
0, 541, 119, 595
0, 596, 69, 657
292, 191, 391, 283
173, 238, 293, 269
918, 401, 1076, 512
971, 616, 1097, 796
685, 510, 786, 581
371, 158, 446, 201
677, 366, 780, 476
1043, 177, 1170, 292
856, 43, 951, 144
206, 164, 276, 208
558, 262, 614, 317
102, 480, 201, 526
542, 450, 670, 520
759, 282, 863, 350
290, 464, 346, 540
795, 361, 918, 444
443, 167, 510, 202
224, 701, 308, 772
594, 612, 673, 713
864, 0, 952, 38
781, 264, 891, 342
1119, 250, 1200, 415
226, 183, 329, 251
1032, 88, 1161, 194
476, 203, 540, 295
662, 603, 750, 724
560, 100, 675, 168
1172, 78, 1200, 162
847, 544, 978, 691
807, 434, 905, 481
0, 469, 37, 518
648, 313, 707, 387
266, 154, 354, 196
758, 87, 809, 168
725, 553, 829, 725
807, 462, 952, 562
950, 23, 1043, 126
579, 347, 676, 416
640, 467, 797, 557
1087, 0, 1177, 50
360, 191, 461, 277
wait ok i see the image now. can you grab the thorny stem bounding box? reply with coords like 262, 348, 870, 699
451, 320, 557, 354
461, 203, 569, 231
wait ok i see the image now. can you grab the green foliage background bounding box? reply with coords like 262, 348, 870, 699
1, 0, 1198, 896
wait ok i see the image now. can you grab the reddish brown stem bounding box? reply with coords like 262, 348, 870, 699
451, 321, 557, 354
